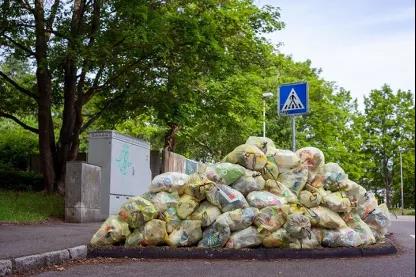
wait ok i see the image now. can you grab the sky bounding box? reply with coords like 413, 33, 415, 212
254, 0, 415, 108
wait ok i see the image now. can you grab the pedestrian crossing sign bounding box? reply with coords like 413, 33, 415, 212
278, 82, 309, 116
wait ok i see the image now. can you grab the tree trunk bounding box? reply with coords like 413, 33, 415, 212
34, 0, 56, 193
164, 123, 179, 152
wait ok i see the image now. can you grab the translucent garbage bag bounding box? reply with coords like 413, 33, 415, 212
223, 144, 267, 171
118, 196, 158, 228
215, 207, 259, 231
340, 179, 367, 205
231, 169, 265, 196
276, 166, 308, 195
260, 161, 280, 181
180, 174, 215, 201
160, 207, 182, 233
364, 203, 391, 241
344, 213, 376, 245
254, 206, 287, 232
206, 184, 249, 212
149, 172, 189, 193
288, 229, 321, 249
321, 227, 362, 247
310, 206, 347, 229
322, 191, 352, 213
125, 228, 144, 247
296, 147, 325, 182
246, 191, 287, 209
189, 201, 222, 227
284, 214, 311, 241
245, 136, 276, 154
319, 163, 348, 191
166, 220, 202, 247
357, 191, 378, 220
142, 219, 168, 246
150, 191, 180, 213
90, 215, 130, 246
176, 194, 199, 219
198, 221, 231, 248
264, 179, 298, 203
225, 226, 262, 249
299, 190, 322, 208
205, 163, 246, 186
262, 229, 291, 248
267, 148, 300, 173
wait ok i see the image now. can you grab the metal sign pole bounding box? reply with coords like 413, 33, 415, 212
263, 99, 266, 138
400, 151, 404, 214
291, 116, 296, 152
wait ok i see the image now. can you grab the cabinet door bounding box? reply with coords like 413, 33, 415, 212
110, 140, 151, 196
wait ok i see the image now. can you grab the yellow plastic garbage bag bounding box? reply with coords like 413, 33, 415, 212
260, 161, 280, 181
189, 201, 222, 227
150, 191, 180, 213
321, 227, 362, 247
310, 206, 347, 229
344, 213, 376, 245
340, 179, 367, 206
125, 228, 144, 248
267, 148, 300, 173
288, 229, 321, 249
364, 203, 391, 241
231, 169, 265, 196
254, 206, 287, 232
176, 194, 199, 219
277, 166, 308, 195
223, 144, 267, 171
142, 219, 168, 246
319, 163, 348, 191
215, 207, 259, 231
264, 180, 298, 203
262, 229, 291, 248
322, 191, 352, 213
167, 220, 203, 247
245, 136, 276, 154
205, 163, 246, 186
198, 221, 231, 248
118, 196, 158, 228
296, 147, 325, 182
90, 215, 130, 246
160, 207, 182, 233
246, 191, 287, 209
299, 190, 322, 208
180, 174, 215, 201
225, 226, 263, 249
206, 184, 249, 212
284, 214, 311, 241
357, 191, 378, 220
149, 172, 189, 193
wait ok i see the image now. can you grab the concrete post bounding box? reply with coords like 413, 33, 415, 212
65, 161, 103, 223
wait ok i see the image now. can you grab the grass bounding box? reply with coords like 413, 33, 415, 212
0, 190, 64, 223
390, 208, 415, 216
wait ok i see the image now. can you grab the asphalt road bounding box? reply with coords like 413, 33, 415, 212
36, 216, 415, 277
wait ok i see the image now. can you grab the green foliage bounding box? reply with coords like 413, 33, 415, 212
0, 190, 63, 223
0, 119, 38, 170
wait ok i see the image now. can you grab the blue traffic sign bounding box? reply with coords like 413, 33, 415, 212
278, 82, 309, 116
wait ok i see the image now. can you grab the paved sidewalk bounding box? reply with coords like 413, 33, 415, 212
0, 222, 101, 259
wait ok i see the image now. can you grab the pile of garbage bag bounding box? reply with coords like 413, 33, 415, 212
91, 136, 391, 249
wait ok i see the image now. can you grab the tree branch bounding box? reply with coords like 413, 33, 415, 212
17, 0, 34, 13
0, 70, 38, 100
0, 111, 39, 133
2, 33, 36, 56
46, 0, 60, 32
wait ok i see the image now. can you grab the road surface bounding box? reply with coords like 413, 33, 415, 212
36, 216, 415, 277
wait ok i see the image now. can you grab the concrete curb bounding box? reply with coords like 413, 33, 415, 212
0, 245, 87, 276
88, 239, 397, 260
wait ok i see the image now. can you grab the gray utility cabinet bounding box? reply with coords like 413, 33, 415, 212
87, 130, 151, 217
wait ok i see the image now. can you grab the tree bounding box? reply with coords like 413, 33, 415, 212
362, 85, 415, 207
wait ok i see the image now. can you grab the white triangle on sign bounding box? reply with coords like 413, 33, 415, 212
281, 88, 305, 112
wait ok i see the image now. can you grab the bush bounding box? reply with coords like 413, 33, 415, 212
0, 169, 44, 191
0, 120, 38, 170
